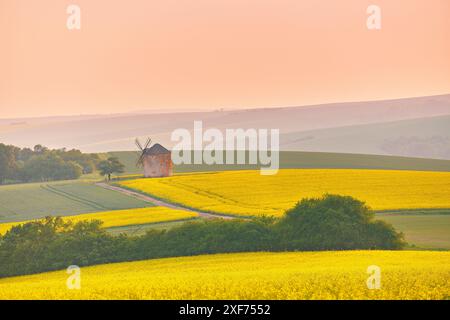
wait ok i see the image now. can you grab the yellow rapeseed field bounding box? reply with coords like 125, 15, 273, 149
119, 169, 450, 217
0, 251, 448, 300
0, 207, 198, 235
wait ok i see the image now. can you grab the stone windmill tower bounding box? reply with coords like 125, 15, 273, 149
136, 138, 173, 178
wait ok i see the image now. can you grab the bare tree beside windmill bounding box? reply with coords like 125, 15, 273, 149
136, 138, 173, 178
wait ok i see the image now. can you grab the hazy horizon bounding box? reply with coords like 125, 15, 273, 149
1, 93, 449, 121
1, 0, 449, 118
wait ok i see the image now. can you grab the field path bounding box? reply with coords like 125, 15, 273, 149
96, 183, 235, 220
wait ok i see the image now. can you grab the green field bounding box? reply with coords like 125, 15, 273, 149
0, 181, 151, 223
378, 213, 450, 249
108, 150, 450, 175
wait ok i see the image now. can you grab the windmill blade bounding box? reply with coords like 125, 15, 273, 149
144, 137, 152, 150
136, 152, 146, 167
135, 138, 143, 151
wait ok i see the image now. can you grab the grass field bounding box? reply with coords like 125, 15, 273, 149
119, 169, 450, 217
0, 251, 448, 300
0, 181, 150, 223
108, 150, 450, 175
378, 214, 450, 249
0, 207, 199, 235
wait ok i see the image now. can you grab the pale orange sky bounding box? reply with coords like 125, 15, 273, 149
0, 0, 449, 118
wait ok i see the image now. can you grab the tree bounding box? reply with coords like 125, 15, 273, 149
0, 217, 126, 277
33, 144, 48, 154
1, 143, 103, 184
17, 147, 34, 162
21, 154, 82, 182
58, 149, 99, 174
275, 194, 405, 250
97, 157, 125, 181
0, 144, 17, 184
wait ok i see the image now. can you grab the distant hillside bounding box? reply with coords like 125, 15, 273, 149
108, 150, 450, 174
1, 94, 449, 153
281, 115, 450, 159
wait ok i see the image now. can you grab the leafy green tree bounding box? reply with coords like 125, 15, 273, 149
0, 143, 17, 184
0, 217, 130, 277
275, 194, 405, 250
97, 157, 125, 180
33, 144, 49, 154
21, 153, 82, 182
17, 147, 34, 162
58, 149, 99, 174
1, 143, 103, 184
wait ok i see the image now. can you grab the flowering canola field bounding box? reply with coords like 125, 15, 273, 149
0, 251, 448, 300
119, 169, 450, 217
0, 207, 198, 235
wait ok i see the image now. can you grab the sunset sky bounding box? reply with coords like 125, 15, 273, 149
0, 0, 449, 118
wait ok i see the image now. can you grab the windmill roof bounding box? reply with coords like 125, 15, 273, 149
145, 143, 171, 155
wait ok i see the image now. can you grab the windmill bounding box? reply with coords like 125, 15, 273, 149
135, 137, 152, 167
135, 137, 173, 178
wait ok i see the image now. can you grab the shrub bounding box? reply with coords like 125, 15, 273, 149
0, 217, 129, 277
275, 194, 405, 250
0, 195, 405, 277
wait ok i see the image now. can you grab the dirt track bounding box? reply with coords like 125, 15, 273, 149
96, 182, 235, 220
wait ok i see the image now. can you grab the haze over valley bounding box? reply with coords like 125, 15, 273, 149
1, 94, 449, 159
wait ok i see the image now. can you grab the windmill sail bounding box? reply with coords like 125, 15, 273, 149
135, 138, 143, 151
135, 137, 152, 167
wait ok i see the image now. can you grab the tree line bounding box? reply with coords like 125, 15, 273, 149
0, 143, 125, 184
0, 195, 405, 278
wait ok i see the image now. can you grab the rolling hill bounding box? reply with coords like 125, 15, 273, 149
1, 94, 449, 154
109, 150, 450, 174
281, 115, 450, 159
118, 169, 450, 216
